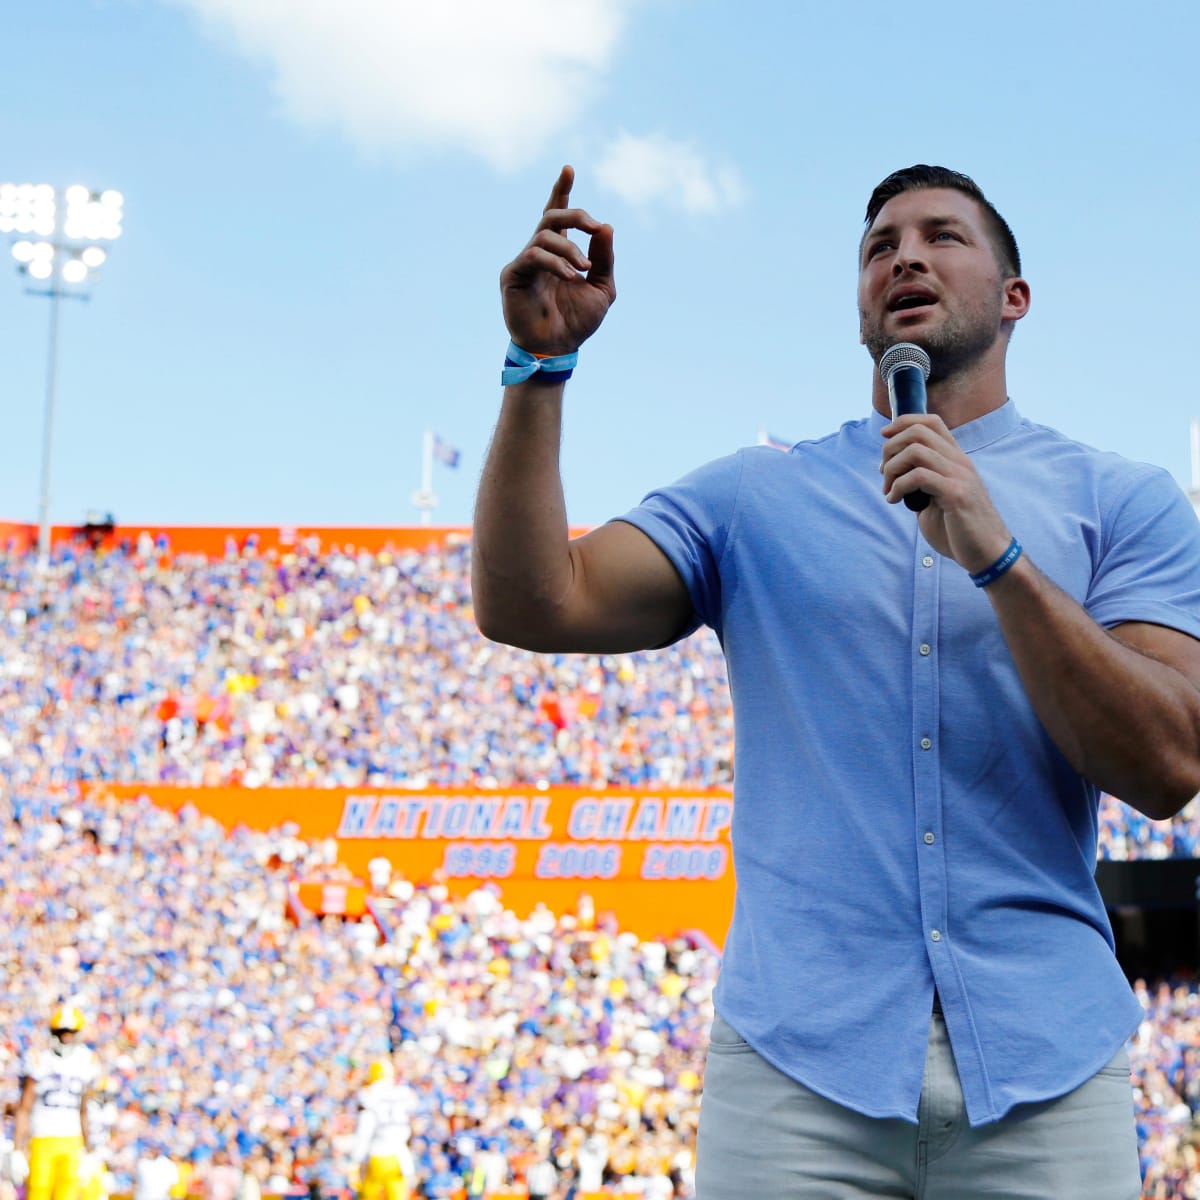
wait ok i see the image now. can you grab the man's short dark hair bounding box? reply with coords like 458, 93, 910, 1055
863, 165, 1022, 278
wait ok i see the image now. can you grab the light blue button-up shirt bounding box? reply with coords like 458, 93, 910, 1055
617, 400, 1200, 1126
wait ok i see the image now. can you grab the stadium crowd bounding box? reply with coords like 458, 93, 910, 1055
0, 536, 730, 797
0, 535, 1195, 855
0, 536, 1197, 1197
1, 790, 709, 1198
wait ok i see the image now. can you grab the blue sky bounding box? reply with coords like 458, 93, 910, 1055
1, 0, 1197, 530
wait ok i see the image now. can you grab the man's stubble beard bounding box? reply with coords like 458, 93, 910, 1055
861, 289, 1006, 385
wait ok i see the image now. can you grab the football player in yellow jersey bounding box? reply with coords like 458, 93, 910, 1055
12, 1006, 100, 1200
349, 1060, 418, 1200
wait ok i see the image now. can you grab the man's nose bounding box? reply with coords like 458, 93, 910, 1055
892, 236, 928, 275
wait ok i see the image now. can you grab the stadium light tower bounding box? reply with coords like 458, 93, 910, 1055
0, 181, 123, 568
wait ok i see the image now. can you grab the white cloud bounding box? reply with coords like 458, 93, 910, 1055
166, 0, 631, 169
595, 131, 746, 215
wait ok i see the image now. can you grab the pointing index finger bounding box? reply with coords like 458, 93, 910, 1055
545, 164, 575, 216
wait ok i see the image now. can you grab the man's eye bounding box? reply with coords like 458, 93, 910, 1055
867, 241, 892, 258
933, 231, 957, 242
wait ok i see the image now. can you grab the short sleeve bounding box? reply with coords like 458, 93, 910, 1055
609, 451, 744, 638
1086, 465, 1200, 638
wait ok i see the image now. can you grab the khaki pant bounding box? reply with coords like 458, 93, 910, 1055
696, 1011, 1141, 1199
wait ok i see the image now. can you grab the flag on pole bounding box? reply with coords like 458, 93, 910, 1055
432, 435, 461, 468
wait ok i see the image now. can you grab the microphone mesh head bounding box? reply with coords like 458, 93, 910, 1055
878, 342, 931, 382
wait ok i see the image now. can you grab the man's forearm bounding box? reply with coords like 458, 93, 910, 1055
986, 556, 1200, 819
13, 1112, 28, 1154
472, 381, 573, 645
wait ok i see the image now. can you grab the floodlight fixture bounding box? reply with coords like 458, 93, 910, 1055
3, 181, 122, 285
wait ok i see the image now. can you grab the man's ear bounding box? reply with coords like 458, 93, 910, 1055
1003, 277, 1031, 324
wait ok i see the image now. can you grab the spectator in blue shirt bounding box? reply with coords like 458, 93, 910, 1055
474, 162, 1200, 1197
421, 1155, 458, 1199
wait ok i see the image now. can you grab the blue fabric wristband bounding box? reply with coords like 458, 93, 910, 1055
501, 340, 578, 386
970, 537, 1022, 588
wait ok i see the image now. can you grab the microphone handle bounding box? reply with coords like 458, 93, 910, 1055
888, 365, 931, 512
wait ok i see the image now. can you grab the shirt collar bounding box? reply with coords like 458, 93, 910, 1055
870, 398, 1022, 453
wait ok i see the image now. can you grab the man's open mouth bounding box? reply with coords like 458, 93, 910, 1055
889, 293, 937, 312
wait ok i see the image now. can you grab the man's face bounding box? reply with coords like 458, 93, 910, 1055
857, 187, 1014, 381
50, 1028, 78, 1054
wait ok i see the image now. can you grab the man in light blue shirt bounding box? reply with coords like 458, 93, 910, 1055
473, 163, 1200, 1197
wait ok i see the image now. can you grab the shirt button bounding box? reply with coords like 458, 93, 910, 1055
919, 643, 931, 656
922, 555, 934, 568
931, 929, 942, 942
924, 832, 935, 844
920, 737, 933, 750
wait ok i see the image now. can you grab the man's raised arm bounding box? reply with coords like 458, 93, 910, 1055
472, 166, 692, 654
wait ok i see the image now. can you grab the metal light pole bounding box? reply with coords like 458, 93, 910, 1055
0, 182, 123, 567
411, 429, 438, 526
38, 285, 63, 566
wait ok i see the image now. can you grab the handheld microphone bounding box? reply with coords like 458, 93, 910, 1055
878, 342, 932, 512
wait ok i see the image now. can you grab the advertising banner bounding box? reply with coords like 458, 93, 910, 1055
84, 784, 736, 945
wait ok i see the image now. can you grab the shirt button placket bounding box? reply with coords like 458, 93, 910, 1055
913, 543, 945, 983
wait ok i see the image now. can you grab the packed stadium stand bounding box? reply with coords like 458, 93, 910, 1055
1, 532, 1198, 1196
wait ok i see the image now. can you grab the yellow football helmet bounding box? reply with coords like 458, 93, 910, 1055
50, 1005, 85, 1033
49, 1004, 85, 1055
366, 1059, 394, 1084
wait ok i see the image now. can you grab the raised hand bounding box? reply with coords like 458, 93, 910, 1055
500, 165, 616, 358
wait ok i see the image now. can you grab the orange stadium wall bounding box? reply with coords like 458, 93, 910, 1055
84, 783, 736, 946
0, 521, 593, 556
